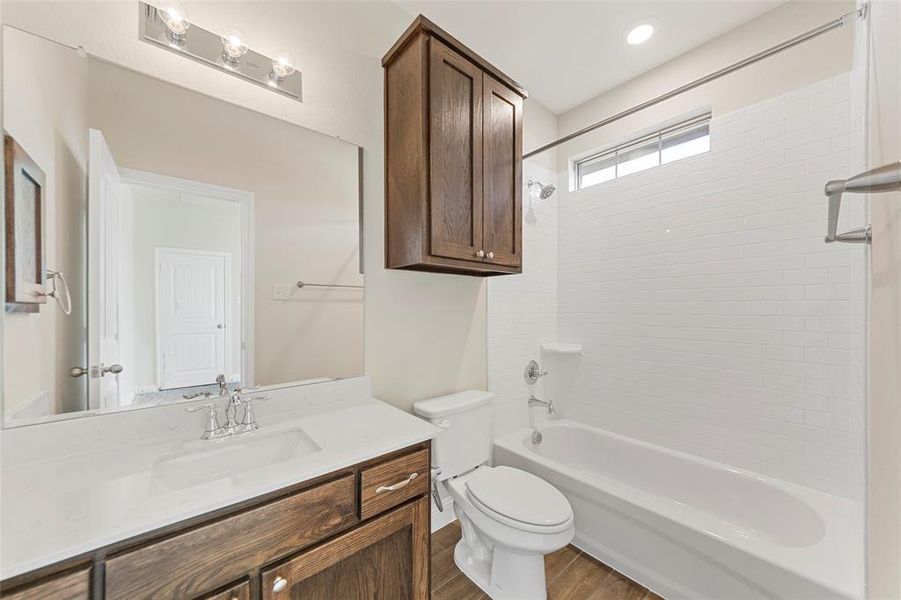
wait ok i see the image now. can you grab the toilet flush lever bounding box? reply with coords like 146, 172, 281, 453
431, 467, 444, 512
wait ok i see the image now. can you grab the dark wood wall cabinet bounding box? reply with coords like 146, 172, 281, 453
384, 15, 528, 276
0, 443, 431, 600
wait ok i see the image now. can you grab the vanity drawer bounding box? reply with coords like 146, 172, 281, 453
0, 567, 90, 600
360, 448, 429, 519
201, 579, 250, 600
104, 474, 357, 600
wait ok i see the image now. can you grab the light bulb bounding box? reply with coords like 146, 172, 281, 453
159, 0, 189, 41
221, 27, 248, 63
270, 50, 296, 81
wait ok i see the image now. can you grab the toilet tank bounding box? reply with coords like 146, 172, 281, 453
413, 390, 493, 481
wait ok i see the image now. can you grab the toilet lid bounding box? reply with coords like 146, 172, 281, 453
466, 466, 572, 528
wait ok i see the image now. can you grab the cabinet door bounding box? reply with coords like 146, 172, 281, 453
262, 497, 429, 600
429, 38, 483, 262
481, 74, 523, 268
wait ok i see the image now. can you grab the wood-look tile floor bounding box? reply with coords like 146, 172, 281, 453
431, 522, 662, 600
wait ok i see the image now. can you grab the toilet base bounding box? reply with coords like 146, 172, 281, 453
453, 536, 549, 600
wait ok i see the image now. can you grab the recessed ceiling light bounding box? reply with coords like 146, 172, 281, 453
626, 23, 655, 45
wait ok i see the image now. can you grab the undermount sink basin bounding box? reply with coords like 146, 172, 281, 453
150, 427, 320, 493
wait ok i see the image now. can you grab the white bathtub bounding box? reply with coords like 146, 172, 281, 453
494, 420, 862, 600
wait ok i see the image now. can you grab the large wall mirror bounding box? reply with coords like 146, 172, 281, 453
2, 25, 364, 427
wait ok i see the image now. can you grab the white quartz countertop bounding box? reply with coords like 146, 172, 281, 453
0, 382, 438, 580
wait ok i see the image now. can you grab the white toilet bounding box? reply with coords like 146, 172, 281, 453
413, 390, 574, 600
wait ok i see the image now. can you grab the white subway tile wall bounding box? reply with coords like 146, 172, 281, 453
556, 74, 866, 499
487, 162, 559, 443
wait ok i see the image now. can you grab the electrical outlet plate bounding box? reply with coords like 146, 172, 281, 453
272, 284, 291, 300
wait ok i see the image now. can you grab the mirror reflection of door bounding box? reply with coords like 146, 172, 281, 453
121, 171, 250, 405
155, 248, 229, 390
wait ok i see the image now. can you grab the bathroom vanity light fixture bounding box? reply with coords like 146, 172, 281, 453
139, 1, 303, 101
626, 22, 655, 45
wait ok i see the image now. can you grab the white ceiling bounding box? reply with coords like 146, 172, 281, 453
395, 1, 786, 114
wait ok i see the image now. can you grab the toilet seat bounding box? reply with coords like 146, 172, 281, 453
465, 466, 573, 534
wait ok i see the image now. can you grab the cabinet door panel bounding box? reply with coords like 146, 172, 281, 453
263, 497, 429, 600
482, 75, 523, 268
429, 38, 483, 262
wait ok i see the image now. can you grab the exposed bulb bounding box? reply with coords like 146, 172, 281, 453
270, 50, 296, 81
159, 0, 190, 40
221, 27, 248, 63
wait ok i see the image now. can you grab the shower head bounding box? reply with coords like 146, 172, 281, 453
528, 179, 556, 200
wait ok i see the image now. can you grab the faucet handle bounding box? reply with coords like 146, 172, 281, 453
185, 403, 222, 439
240, 395, 269, 430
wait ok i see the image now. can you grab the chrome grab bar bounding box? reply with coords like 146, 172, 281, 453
825, 161, 901, 244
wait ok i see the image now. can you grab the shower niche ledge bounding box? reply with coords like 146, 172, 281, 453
383, 15, 528, 276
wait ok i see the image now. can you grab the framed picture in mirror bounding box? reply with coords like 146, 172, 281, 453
4, 133, 46, 311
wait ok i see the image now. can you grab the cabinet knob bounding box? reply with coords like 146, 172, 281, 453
486, 251, 495, 259
476, 249, 485, 258
272, 576, 288, 594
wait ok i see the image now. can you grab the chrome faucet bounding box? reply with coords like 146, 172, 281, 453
216, 373, 228, 396
528, 393, 556, 415
185, 387, 269, 440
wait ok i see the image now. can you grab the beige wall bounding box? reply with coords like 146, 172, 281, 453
1, 1, 488, 413
866, 1, 901, 596
1, 26, 89, 418
125, 183, 243, 392
556, 0, 855, 172
86, 59, 364, 386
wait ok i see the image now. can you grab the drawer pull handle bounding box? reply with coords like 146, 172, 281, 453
272, 575, 288, 594
376, 472, 419, 493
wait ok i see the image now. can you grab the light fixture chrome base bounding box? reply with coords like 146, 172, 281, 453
138, 1, 302, 102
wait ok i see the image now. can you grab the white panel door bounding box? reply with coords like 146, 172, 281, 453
87, 129, 125, 409
156, 248, 228, 389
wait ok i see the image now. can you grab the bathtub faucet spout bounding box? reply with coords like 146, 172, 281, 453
528, 394, 556, 415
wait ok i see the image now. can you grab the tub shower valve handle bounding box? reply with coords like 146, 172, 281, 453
524, 360, 548, 385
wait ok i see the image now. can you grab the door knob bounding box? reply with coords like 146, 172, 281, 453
100, 363, 124, 376
70, 366, 89, 378
216, 324, 224, 329
486, 251, 495, 259
476, 249, 485, 258
272, 576, 288, 594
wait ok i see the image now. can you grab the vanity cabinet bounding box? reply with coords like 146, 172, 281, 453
0, 444, 430, 600
384, 15, 527, 276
